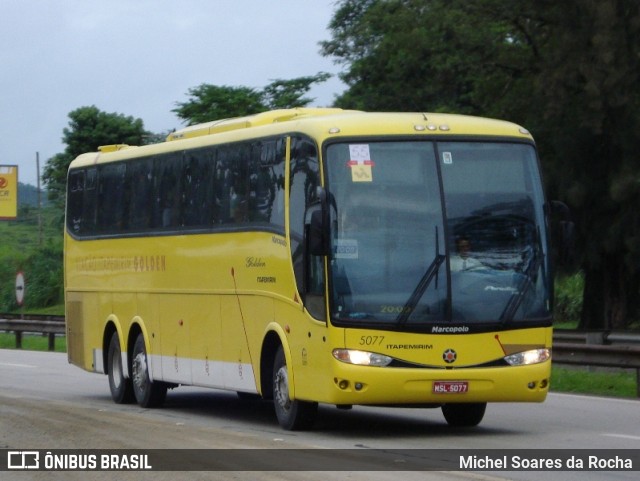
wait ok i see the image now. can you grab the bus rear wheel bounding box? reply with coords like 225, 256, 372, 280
131, 333, 167, 408
107, 331, 134, 404
442, 403, 487, 427
272, 346, 317, 430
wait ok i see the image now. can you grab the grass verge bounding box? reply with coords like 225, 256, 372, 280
0, 332, 66, 353
551, 365, 637, 399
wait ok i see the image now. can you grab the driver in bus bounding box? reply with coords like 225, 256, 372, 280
450, 236, 483, 271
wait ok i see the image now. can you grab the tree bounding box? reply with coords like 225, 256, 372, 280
535, 1, 640, 329
173, 73, 331, 125
322, 0, 640, 329
172, 85, 265, 125
321, 0, 541, 118
43, 106, 150, 206
261, 73, 332, 110
42, 152, 74, 208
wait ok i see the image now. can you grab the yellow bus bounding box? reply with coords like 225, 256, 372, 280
65, 108, 553, 430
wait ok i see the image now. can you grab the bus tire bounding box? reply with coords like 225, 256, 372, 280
107, 331, 135, 404
272, 346, 317, 430
131, 333, 167, 408
442, 402, 486, 427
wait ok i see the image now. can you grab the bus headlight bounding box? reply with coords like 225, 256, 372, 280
332, 349, 393, 367
504, 348, 550, 366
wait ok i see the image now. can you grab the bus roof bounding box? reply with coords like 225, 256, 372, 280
69, 108, 534, 168
165, 108, 349, 141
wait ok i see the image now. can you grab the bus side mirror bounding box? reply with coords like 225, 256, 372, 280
307, 187, 331, 256
309, 209, 330, 256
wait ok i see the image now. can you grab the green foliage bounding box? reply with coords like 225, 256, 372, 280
42, 152, 74, 208
0, 333, 66, 353
173, 73, 332, 125
173, 85, 265, 124
321, 0, 536, 115
0, 205, 63, 312
261, 73, 332, 110
0, 252, 26, 310
554, 273, 584, 325
551, 365, 637, 399
21, 242, 63, 309
61, 105, 148, 158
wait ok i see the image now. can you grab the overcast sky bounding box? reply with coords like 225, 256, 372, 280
0, 0, 345, 187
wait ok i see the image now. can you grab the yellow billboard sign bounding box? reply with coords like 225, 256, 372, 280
0, 165, 18, 220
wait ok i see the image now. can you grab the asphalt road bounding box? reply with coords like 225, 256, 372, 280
1, 349, 638, 481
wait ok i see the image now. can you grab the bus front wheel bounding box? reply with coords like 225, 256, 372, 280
107, 331, 134, 404
131, 333, 167, 408
272, 346, 317, 430
442, 402, 487, 427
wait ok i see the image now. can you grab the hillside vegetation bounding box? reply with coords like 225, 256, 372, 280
0, 201, 63, 312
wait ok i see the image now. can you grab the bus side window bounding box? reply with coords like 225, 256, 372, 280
183, 149, 214, 227
231, 144, 250, 223
128, 159, 154, 231
154, 153, 183, 229
83, 167, 98, 235
248, 139, 285, 227
216, 147, 234, 224
98, 163, 127, 232
289, 136, 326, 320
67, 170, 85, 234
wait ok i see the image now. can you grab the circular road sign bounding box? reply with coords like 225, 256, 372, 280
15, 271, 25, 306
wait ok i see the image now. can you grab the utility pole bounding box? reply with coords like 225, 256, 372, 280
36, 152, 43, 246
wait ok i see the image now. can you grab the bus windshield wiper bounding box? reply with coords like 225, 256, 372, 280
500, 228, 545, 323
396, 227, 445, 326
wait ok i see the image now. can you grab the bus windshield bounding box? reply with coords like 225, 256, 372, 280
325, 140, 550, 331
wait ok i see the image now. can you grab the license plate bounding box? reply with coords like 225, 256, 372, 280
432, 381, 469, 394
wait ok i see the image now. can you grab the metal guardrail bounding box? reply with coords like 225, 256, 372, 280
552, 343, 640, 398
1, 315, 639, 396
0, 314, 65, 351
553, 329, 640, 345
552, 329, 640, 398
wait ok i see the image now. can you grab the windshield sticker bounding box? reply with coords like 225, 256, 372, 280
334, 239, 359, 259
348, 144, 374, 182
442, 152, 453, 164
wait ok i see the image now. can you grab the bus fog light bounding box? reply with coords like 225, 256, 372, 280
504, 348, 550, 366
333, 349, 393, 367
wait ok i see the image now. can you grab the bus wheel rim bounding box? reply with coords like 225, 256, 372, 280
132, 352, 147, 392
274, 366, 291, 411
113, 353, 122, 389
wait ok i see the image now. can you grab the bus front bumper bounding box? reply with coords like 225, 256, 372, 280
318, 360, 551, 406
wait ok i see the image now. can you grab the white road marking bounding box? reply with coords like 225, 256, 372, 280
0, 362, 36, 368
602, 433, 640, 441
